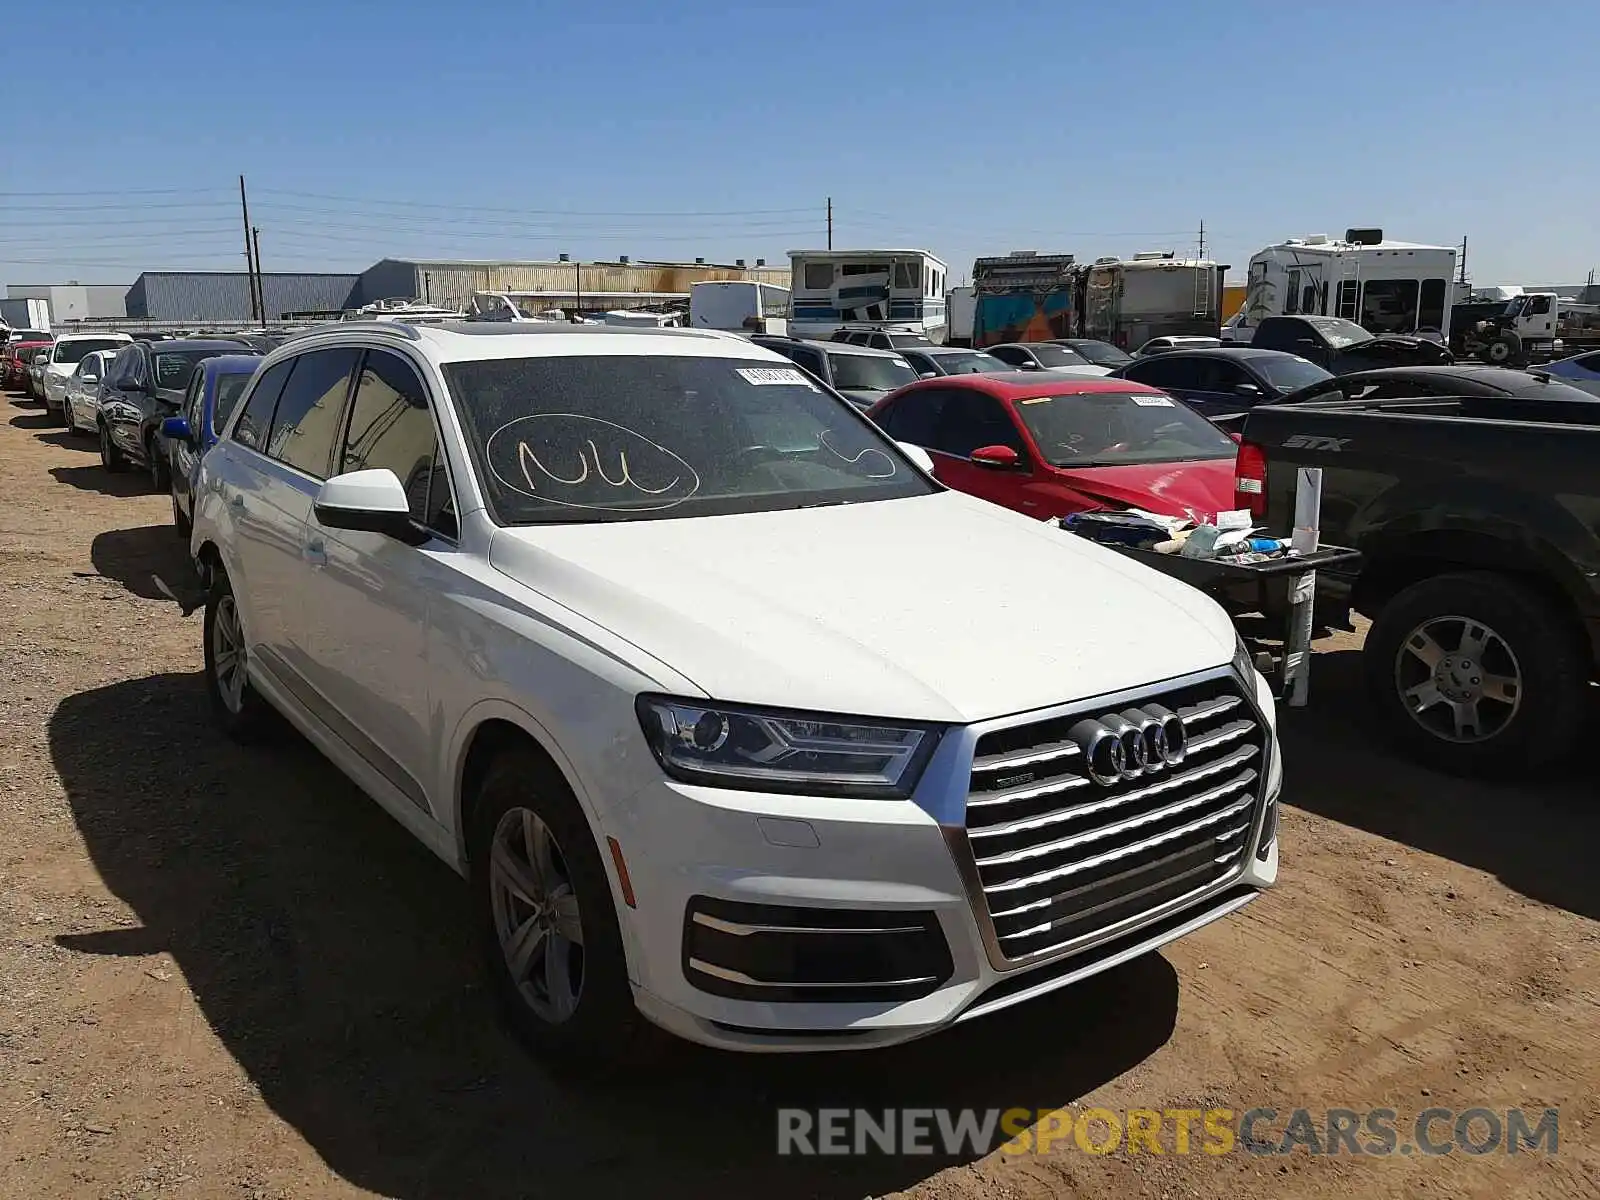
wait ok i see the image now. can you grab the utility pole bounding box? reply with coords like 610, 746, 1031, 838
1197, 219, 1206, 261
826, 197, 833, 251
239, 175, 259, 323
1458, 235, 1469, 287
251, 227, 264, 322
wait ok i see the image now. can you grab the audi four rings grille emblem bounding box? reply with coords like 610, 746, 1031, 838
1070, 705, 1186, 786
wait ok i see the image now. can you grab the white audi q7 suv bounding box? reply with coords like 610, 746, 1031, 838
186, 320, 1282, 1065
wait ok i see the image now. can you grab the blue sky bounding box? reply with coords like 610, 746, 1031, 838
2, 0, 1596, 290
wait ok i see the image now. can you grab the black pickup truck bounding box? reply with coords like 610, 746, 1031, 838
1237, 392, 1600, 775
1250, 315, 1455, 374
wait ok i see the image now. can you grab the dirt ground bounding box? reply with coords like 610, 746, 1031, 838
1, 386, 1597, 1200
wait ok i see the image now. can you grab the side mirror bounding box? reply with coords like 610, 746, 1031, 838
970, 444, 1023, 470
160, 416, 194, 443
918, 371, 938, 380
313, 469, 428, 544
896, 442, 935, 473
1228, 431, 1243, 444
1018, 361, 1041, 370
1234, 382, 1263, 397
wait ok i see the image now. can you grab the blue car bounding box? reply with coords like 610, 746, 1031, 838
163, 354, 263, 535
1110, 347, 1333, 418
1541, 348, 1600, 397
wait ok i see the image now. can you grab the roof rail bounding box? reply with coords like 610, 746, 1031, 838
313, 319, 424, 340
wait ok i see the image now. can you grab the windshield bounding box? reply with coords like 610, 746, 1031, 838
827, 352, 917, 392
931, 351, 1007, 375
1066, 340, 1132, 367
444, 355, 937, 524
213, 372, 253, 427
1014, 389, 1237, 467
1028, 344, 1091, 368
1301, 317, 1372, 348
153, 350, 224, 390
54, 339, 126, 365
1503, 296, 1528, 318
1254, 356, 1333, 393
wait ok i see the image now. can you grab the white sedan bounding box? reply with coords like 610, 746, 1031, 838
40, 334, 131, 420
62, 349, 119, 435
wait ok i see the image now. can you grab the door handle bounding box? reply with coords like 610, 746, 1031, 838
304, 539, 327, 566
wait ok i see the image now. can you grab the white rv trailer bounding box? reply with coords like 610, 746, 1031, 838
787, 248, 949, 342
1239, 229, 1457, 340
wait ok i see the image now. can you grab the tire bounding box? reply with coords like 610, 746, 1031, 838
171, 487, 192, 538
469, 745, 656, 1073
147, 435, 170, 491
1364, 571, 1588, 777
1481, 332, 1519, 365
98, 421, 128, 473
203, 567, 272, 741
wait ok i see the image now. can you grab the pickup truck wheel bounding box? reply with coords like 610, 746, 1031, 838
470, 746, 655, 1073
203, 568, 272, 740
1365, 572, 1587, 776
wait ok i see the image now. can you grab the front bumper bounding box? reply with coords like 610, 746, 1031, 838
610, 665, 1282, 1052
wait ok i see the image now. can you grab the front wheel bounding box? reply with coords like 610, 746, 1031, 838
1364, 571, 1588, 776
171, 487, 192, 538
470, 745, 656, 1072
99, 422, 128, 473
147, 435, 170, 491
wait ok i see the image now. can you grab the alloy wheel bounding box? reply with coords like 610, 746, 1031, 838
1393, 615, 1522, 743
488, 806, 585, 1024
211, 595, 248, 714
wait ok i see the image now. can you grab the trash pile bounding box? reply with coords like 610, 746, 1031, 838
1060, 508, 1297, 564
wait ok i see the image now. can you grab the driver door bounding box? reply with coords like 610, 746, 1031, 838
919, 388, 1038, 514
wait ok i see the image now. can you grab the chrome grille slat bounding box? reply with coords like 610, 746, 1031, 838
1177, 695, 1239, 725
985, 798, 1254, 895
1183, 718, 1254, 755
961, 674, 1267, 967
965, 771, 1092, 809
989, 835, 1246, 921
972, 740, 1081, 773
967, 743, 1258, 839
975, 773, 1257, 870
1001, 844, 1247, 942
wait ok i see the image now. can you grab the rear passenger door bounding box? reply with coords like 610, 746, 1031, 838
300, 347, 459, 817
223, 349, 359, 686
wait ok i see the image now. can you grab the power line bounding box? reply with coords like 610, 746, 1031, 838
252, 187, 819, 218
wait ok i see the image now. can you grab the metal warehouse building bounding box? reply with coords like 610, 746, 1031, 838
356, 257, 790, 312
125, 271, 361, 322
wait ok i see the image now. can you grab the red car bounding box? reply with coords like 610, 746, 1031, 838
3, 340, 53, 392
867, 373, 1238, 521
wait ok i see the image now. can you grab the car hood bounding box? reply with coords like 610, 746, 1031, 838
487, 490, 1235, 723
1048, 458, 1236, 522
45, 363, 74, 376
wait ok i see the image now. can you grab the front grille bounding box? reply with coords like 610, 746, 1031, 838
962, 671, 1265, 965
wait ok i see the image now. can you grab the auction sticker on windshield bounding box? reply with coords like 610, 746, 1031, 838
1132, 395, 1174, 407
737, 367, 817, 389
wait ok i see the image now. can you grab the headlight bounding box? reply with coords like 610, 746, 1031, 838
635, 695, 941, 798
1233, 633, 1256, 683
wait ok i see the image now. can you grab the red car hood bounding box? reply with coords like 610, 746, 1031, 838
1052, 457, 1235, 521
